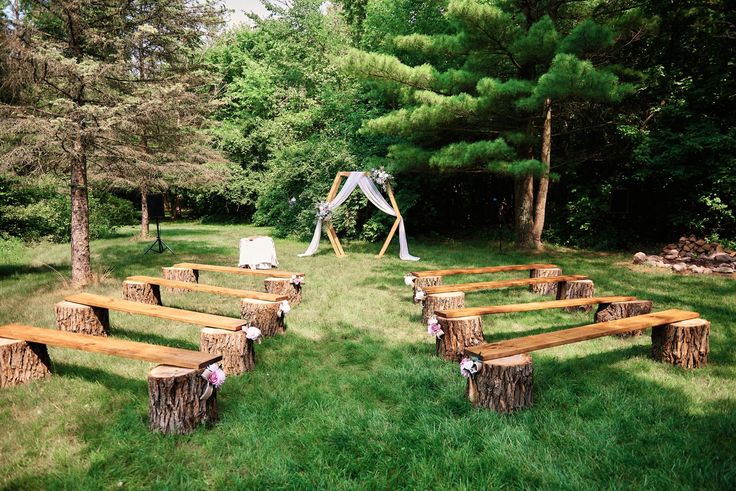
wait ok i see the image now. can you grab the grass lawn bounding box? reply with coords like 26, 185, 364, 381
1, 222, 735, 489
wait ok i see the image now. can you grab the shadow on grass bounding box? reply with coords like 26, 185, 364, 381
0, 263, 69, 278
52, 362, 145, 396
110, 326, 199, 351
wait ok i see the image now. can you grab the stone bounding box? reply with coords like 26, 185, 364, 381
713, 266, 734, 274
633, 252, 647, 264
715, 244, 725, 253
646, 255, 662, 263
695, 239, 706, 246
702, 268, 713, 274
665, 243, 678, 250
702, 243, 712, 251
678, 236, 687, 243
671, 263, 687, 273
664, 253, 678, 260
713, 253, 734, 263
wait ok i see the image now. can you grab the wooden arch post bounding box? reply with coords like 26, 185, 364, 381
324, 171, 403, 259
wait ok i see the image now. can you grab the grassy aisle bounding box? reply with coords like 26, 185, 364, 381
1, 223, 734, 489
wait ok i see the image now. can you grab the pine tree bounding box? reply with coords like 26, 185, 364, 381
0, 0, 225, 282
346, 0, 633, 249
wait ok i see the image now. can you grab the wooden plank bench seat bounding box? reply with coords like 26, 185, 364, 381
0, 324, 223, 434
460, 309, 710, 413
173, 262, 304, 279
64, 293, 246, 331
435, 296, 636, 319
411, 263, 557, 278
126, 275, 287, 302
423, 274, 588, 295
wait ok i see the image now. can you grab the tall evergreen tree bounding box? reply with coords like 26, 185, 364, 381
346, 0, 633, 249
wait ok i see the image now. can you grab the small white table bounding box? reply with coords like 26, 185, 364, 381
238, 236, 279, 269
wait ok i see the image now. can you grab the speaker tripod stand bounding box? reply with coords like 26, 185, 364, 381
144, 218, 174, 255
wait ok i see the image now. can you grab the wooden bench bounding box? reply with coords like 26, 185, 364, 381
459, 309, 710, 413
430, 296, 641, 361
407, 263, 561, 299
418, 275, 594, 324
123, 275, 287, 303
0, 324, 222, 434
167, 262, 304, 306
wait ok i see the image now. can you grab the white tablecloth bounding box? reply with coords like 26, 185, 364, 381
238, 236, 279, 269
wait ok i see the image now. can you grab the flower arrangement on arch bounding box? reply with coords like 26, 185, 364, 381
427, 316, 444, 338
459, 357, 482, 378
316, 201, 333, 222
370, 167, 393, 191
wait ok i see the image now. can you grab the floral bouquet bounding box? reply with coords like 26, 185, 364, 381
427, 316, 444, 338
316, 201, 333, 222
459, 357, 482, 378
370, 167, 393, 191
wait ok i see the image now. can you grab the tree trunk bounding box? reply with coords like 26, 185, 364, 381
422, 291, 465, 325
532, 98, 552, 251
161, 267, 198, 293
122, 280, 162, 305
514, 174, 535, 249
595, 300, 653, 338
147, 365, 218, 434
70, 131, 92, 286
651, 318, 709, 368
436, 315, 484, 361
468, 354, 533, 412
55, 301, 110, 336
529, 267, 562, 295
264, 277, 302, 307
0, 339, 52, 388
140, 189, 150, 238
240, 299, 284, 337
556, 279, 595, 312
200, 328, 254, 375
413, 275, 442, 304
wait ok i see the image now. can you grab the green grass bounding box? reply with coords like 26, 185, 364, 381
1, 223, 734, 490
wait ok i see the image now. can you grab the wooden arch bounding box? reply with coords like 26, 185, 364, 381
324, 171, 403, 258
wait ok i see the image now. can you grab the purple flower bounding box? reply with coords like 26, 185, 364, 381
245, 326, 262, 343
205, 364, 226, 388
427, 316, 443, 337
291, 274, 302, 286
459, 357, 480, 378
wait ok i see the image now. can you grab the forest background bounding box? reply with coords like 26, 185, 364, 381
1, 0, 734, 266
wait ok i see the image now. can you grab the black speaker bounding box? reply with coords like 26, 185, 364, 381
147, 194, 165, 219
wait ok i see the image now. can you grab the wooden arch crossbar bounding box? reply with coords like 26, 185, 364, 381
325, 171, 403, 258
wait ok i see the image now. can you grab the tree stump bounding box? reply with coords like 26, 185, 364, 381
651, 318, 710, 368
0, 339, 52, 388
595, 300, 653, 338
161, 267, 198, 293
264, 277, 302, 307
240, 299, 284, 337
529, 267, 562, 295
147, 365, 218, 434
468, 354, 533, 413
422, 291, 465, 325
122, 280, 162, 305
556, 279, 595, 312
436, 315, 484, 361
413, 275, 442, 304
55, 301, 109, 336
200, 328, 254, 375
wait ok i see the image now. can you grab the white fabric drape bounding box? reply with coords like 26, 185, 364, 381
299, 172, 419, 261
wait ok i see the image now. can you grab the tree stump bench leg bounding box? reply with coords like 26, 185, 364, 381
0, 339, 52, 388
122, 280, 162, 305
468, 354, 533, 412
240, 299, 284, 337
529, 267, 562, 295
557, 279, 595, 312
422, 291, 465, 325
413, 275, 442, 304
200, 328, 254, 375
595, 300, 653, 338
147, 365, 218, 434
651, 318, 710, 368
264, 277, 302, 307
55, 301, 110, 336
162, 267, 198, 293
437, 315, 484, 361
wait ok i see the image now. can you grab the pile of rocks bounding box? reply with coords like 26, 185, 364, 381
633, 235, 736, 275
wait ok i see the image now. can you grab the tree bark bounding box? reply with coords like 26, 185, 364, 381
140, 189, 150, 238
514, 174, 535, 249
595, 300, 653, 338
55, 301, 109, 336
147, 365, 218, 434
240, 299, 284, 337
264, 277, 302, 307
161, 267, 198, 293
122, 280, 162, 305
468, 354, 533, 412
532, 98, 552, 250
413, 275, 442, 304
529, 267, 562, 295
556, 279, 595, 312
436, 315, 484, 361
200, 328, 254, 375
651, 318, 709, 368
70, 127, 92, 286
422, 291, 465, 325
0, 339, 52, 388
